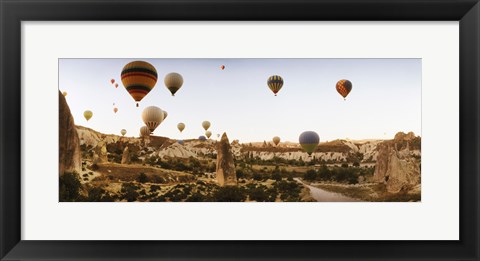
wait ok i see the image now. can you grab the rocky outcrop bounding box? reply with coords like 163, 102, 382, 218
373, 132, 421, 193
94, 141, 108, 163
59, 91, 82, 175
121, 146, 131, 164
216, 133, 237, 186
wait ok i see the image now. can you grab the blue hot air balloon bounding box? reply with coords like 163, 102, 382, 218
177, 139, 184, 145
198, 135, 207, 141
299, 131, 320, 155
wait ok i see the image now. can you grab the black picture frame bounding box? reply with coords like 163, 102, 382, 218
1, 0, 479, 260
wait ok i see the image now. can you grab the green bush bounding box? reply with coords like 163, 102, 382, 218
137, 173, 149, 183
213, 186, 246, 202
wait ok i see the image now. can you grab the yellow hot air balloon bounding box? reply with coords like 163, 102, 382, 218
140, 126, 151, 137
267, 75, 284, 96
273, 136, 281, 146
142, 106, 164, 133
62, 91, 67, 97
83, 110, 93, 121
177, 123, 185, 133
162, 110, 168, 120
121, 129, 127, 136
164, 72, 183, 96
205, 131, 212, 139
202, 121, 211, 131
121, 61, 158, 107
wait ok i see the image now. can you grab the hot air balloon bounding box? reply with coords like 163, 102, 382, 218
113, 107, 118, 113
83, 110, 93, 121
142, 106, 164, 133
336, 79, 352, 100
202, 121, 211, 131
267, 75, 284, 96
140, 126, 151, 137
177, 123, 185, 133
299, 131, 320, 156
115, 83, 118, 88
198, 135, 207, 141
62, 91, 67, 97
121, 129, 127, 136
217, 134, 220, 138
162, 110, 168, 120
220, 65, 225, 70
273, 136, 281, 146
121, 61, 158, 107
177, 139, 184, 145
164, 72, 183, 96
205, 131, 212, 139
111, 79, 115, 84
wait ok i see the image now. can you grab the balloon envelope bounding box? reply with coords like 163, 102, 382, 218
220, 65, 225, 70
336, 79, 353, 99
121, 61, 158, 106
198, 136, 207, 141
162, 111, 168, 120
202, 121, 211, 131
113, 107, 118, 113
205, 131, 212, 139
111, 79, 115, 84
177, 139, 184, 145
267, 75, 284, 96
299, 131, 320, 155
177, 123, 185, 132
121, 129, 127, 136
140, 126, 151, 137
164, 72, 183, 96
273, 136, 281, 146
62, 91, 67, 97
142, 106, 164, 133
83, 110, 93, 121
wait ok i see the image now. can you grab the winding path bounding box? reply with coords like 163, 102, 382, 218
295, 178, 361, 202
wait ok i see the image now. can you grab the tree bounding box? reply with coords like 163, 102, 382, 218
59, 172, 82, 201
304, 169, 317, 181
213, 186, 246, 202
137, 172, 149, 183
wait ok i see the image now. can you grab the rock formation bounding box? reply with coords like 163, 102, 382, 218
121, 146, 131, 164
373, 132, 421, 193
59, 91, 82, 175
216, 133, 237, 186
95, 141, 108, 163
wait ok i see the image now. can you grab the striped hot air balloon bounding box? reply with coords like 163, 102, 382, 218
142, 106, 164, 133
267, 75, 284, 96
336, 79, 353, 100
121, 61, 158, 107
164, 72, 183, 96
299, 131, 320, 156
140, 126, 151, 137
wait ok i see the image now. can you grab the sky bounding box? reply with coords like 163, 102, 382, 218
59, 58, 421, 143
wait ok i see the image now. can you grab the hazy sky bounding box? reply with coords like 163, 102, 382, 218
59, 58, 421, 143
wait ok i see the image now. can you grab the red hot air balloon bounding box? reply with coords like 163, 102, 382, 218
336, 79, 353, 100
115, 83, 118, 88
111, 79, 115, 84
220, 65, 225, 70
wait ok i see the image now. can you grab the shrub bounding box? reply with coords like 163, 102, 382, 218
59, 172, 82, 202
304, 169, 317, 181
137, 173, 149, 183
213, 186, 246, 202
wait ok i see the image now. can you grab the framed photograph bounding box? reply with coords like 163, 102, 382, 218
1, 0, 479, 260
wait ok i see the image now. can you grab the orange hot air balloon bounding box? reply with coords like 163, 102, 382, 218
220, 65, 225, 70
121, 61, 158, 107
336, 79, 353, 100
115, 83, 118, 88
111, 79, 115, 84
113, 107, 118, 113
